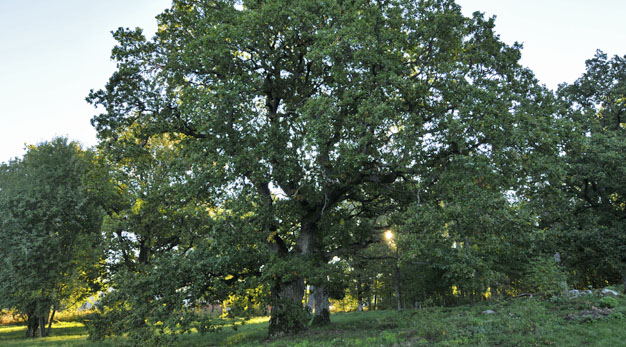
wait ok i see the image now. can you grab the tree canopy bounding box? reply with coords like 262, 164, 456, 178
87, 0, 559, 336
0, 138, 104, 337
550, 51, 626, 289
3, 0, 625, 343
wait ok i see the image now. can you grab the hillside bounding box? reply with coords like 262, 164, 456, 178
2, 288, 624, 346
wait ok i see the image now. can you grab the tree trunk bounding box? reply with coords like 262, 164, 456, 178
26, 314, 39, 338
622, 270, 626, 294
311, 285, 330, 326
39, 316, 45, 337
46, 309, 56, 336
268, 277, 308, 338
393, 264, 403, 311
25, 310, 51, 338
266, 210, 322, 336
356, 276, 363, 312
373, 279, 378, 311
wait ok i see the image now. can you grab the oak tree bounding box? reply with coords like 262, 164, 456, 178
89, 0, 556, 335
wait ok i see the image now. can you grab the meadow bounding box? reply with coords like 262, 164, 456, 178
2, 288, 625, 346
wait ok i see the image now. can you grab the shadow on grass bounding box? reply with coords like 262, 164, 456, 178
179, 311, 410, 346
0, 322, 114, 346
177, 316, 270, 346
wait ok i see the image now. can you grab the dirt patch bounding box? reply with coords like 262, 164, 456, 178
565, 306, 612, 321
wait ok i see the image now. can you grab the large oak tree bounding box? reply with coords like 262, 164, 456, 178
89, 0, 555, 335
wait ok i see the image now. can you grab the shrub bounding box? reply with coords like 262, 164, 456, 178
521, 257, 567, 297
599, 297, 619, 309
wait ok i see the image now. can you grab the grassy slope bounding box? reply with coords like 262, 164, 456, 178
2, 291, 626, 346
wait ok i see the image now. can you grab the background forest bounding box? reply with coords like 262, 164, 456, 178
1, 0, 625, 345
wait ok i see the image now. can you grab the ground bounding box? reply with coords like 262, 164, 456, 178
2, 289, 626, 346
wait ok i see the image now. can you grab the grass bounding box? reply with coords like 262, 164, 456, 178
2, 289, 626, 346
0, 321, 113, 346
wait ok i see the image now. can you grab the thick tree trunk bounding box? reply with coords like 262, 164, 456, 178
311, 285, 330, 326
622, 270, 626, 294
266, 204, 326, 336
268, 277, 308, 338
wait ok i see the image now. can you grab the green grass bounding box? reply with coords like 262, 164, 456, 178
0, 321, 113, 346
3, 290, 626, 346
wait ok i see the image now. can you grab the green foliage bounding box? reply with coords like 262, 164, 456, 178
599, 297, 619, 309
272, 300, 312, 333
0, 138, 105, 337
84, 126, 267, 342
78, 0, 626, 339
221, 286, 267, 318
85, 262, 202, 346
548, 51, 626, 289
521, 257, 567, 297
86, 229, 263, 344
87, 0, 563, 334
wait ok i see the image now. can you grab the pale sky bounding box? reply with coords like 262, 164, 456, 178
0, 0, 170, 163
1, 0, 625, 164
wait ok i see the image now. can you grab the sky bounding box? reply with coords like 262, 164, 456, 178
1, 0, 625, 164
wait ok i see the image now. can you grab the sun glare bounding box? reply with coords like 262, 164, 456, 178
384, 230, 393, 241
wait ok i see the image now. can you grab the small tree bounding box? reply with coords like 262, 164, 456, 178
0, 138, 104, 337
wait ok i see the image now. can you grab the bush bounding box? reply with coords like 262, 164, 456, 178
521, 257, 567, 297
599, 297, 619, 309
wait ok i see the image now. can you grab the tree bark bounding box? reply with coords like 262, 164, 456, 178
265, 189, 328, 335
26, 314, 39, 338
311, 285, 330, 326
25, 310, 51, 338
39, 316, 45, 337
268, 277, 308, 338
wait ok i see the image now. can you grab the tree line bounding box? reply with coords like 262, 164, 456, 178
1, 0, 625, 343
